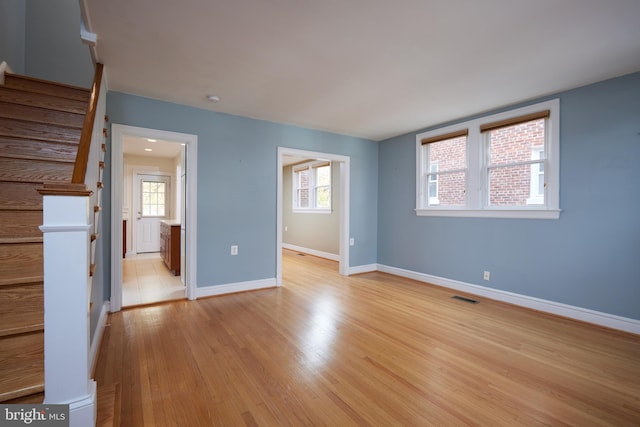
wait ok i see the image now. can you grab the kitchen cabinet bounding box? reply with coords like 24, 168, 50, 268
160, 220, 180, 276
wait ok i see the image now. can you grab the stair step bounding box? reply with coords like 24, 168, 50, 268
0, 282, 43, 337
0, 117, 81, 145
4, 392, 43, 404
0, 237, 43, 244
0, 87, 87, 115
0, 157, 74, 183
4, 73, 90, 102
0, 211, 42, 239
0, 331, 44, 402
0, 101, 85, 128
0, 136, 77, 163
0, 182, 43, 211
0, 242, 43, 287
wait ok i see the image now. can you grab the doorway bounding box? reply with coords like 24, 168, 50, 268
111, 124, 198, 311
276, 147, 350, 285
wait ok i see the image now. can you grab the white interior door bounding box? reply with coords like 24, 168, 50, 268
135, 173, 171, 253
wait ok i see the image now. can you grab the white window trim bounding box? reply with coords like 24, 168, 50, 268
415, 99, 560, 219
292, 161, 332, 213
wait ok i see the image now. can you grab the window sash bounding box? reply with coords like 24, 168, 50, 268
293, 161, 331, 211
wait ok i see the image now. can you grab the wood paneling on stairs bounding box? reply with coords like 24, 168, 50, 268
0, 72, 91, 403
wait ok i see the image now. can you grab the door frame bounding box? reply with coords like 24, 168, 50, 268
132, 171, 172, 254
276, 147, 350, 285
111, 124, 198, 311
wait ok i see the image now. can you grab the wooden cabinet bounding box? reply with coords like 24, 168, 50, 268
160, 221, 180, 276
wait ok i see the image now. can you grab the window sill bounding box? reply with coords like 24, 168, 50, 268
293, 208, 333, 214
415, 208, 561, 219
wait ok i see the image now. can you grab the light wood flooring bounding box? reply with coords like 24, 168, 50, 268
122, 253, 185, 307
96, 250, 640, 426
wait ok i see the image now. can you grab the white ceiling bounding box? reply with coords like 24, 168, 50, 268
123, 136, 183, 159
84, 0, 640, 141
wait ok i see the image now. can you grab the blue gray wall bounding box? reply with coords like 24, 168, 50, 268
25, 0, 94, 88
106, 92, 378, 288
0, 0, 93, 87
378, 72, 640, 320
0, 0, 26, 73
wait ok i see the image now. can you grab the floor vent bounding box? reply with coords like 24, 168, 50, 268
297, 253, 306, 256
452, 295, 479, 304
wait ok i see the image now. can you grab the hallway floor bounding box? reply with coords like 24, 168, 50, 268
122, 253, 185, 307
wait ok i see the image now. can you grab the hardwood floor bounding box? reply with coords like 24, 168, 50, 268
95, 250, 640, 426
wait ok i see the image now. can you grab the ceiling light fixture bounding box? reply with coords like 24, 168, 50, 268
144, 148, 153, 152
206, 95, 220, 103
147, 138, 157, 142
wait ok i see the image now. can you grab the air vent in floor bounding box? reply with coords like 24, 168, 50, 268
452, 295, 479, 304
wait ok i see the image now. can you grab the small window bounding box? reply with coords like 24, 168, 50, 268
293, 161, 332, 212
416, 99, 560, 219
421, 130, 468, 207
141, 180, 167, 217
484, 115, 547, 207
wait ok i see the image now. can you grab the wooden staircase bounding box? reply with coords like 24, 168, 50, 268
0, 73, 91, 403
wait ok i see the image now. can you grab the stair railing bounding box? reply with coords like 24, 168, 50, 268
37, 63, 106, 427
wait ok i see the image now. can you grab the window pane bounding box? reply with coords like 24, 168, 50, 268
316, 186, 331, 208
298, 169, 309, 188
489, 163, 544, 206
489, 119, 545, 166
297, 188, 309, 208
141, 179, 167, 217
425, 136, 466, 207
427, 135, 466, 172
316, 165, 331, 186
428, 172, 465, 207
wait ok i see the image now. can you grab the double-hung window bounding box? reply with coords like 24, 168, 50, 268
293, 161, 332, 212
416, 99, 560, 219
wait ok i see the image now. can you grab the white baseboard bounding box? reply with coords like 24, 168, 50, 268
89, 301, 110, 375
196, 278, 277, 298
283, 243, 340, 261
348, 264, 378, 275
68, 380, 96, 427
377, 264, 640, 335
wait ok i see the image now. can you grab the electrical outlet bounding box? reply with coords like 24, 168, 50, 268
483, 271, 490, 281
349, 238, 355, 246
231, 245, 238, 255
